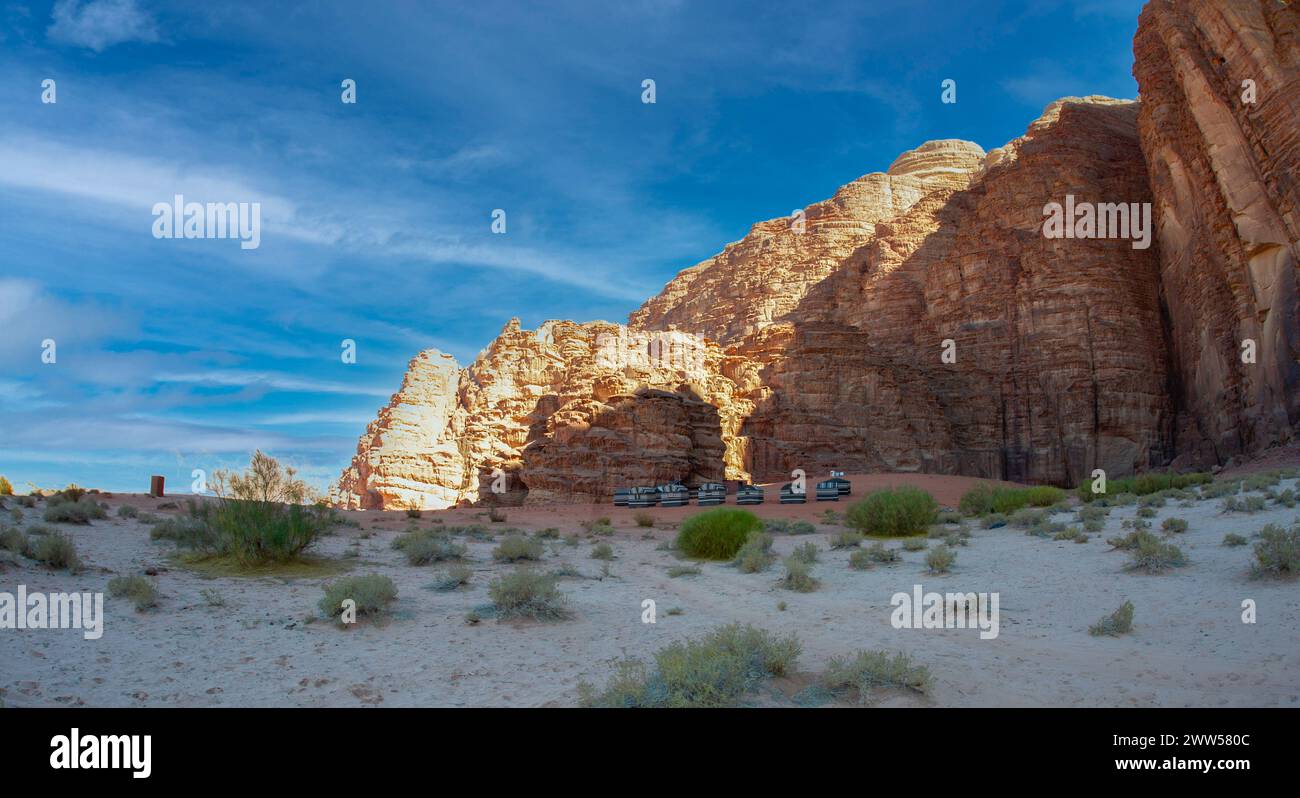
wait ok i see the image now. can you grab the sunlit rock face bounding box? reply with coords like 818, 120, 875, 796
1133, 0, 1300, 467
334, 2, 1300, 506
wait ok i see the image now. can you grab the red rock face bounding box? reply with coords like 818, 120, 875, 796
333, 2, 1300, 507
1133, 0, 1300, 466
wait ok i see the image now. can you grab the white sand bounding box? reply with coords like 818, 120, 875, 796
2, 478, 1298, 707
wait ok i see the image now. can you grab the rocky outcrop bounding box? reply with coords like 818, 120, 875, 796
1134, 0, 1300, 466
334, 1, 1300, 507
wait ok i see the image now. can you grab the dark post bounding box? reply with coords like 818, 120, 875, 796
150, 475, 165, 498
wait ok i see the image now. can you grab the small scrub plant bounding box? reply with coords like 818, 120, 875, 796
0, 475, 12, 495
820, 650, 931, 702
763, 518, 816, 535
1222, 533, 1249, 547
781, 556, 818, 592
430, 563, 473, 591
733, 534, 774, 574
982, 512, 1008, 529
43, 497, 107, 524
1275, 488, 1298, 508
492, 535, 544, 563
1161, 517, 1188, 534
1136, 506, 1156, 519
633, 511, 655, 528
1077, 471, 1212, 503
405, 509, 422, 519
590, 542, 615, 561
830, 529, 864, 549
26, 532, 82, 572
1125, 534, 1187, 574
576, 623, 800, 708
1088, 600, 1134, 636
396, 530, 466, 565
936, 510, 963, 525
319, 574, 397, 619
115, 505, 139, 519
901, 538, 927, 552
925, 544, 956, 574
1250, 523, 1300, 578
0, 527, 26, 554
848, 549, 873, 570
667, 564, 701, 578
108, 575, 159, 611
789, 541, 819, 564
865, 542, 900, 563
1009, 508, 1048, 529
200, 588, 226, 607
846, 487, 937, 537
581, 517, 612, 533
675, 508, 761, 560
488, 506, 508, 523
488, 568, 571, 621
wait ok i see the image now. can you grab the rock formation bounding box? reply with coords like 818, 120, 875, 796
332, 1, 1300, 508
1133, 0, 1300, 467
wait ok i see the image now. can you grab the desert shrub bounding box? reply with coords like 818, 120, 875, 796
189, 498, 332, 565
982, 513, 1008, 529
848, 549, 873, 570
846, 487, 936, 537
1053, 527, 1083, 541
781, 556, 818, 592
43, 497, 107, 524
1082, 518, 1106, 533
578, 623, 800, 708
1201, 479, 1241, 500
901, 538, 927, 552
1138, 494, 1166, 509
115, 505, 139, 519
405, 509, 422, 519
1088, 600, 1134, 636
148, 507, 216, 550
936, 510, 963, 525
789, 541, 819, 564
1023, 486, 1066, 507
488, 569, 571, 620
1251, 524, 1300, 577
830, 530, 864, 549
1243, 495, 1267, 513
1008, 508, 1048, 529
590, 542, 615, 560
492, 535, 544, 562
633, 511, 655, 528
943, 528, 971, 547
675, 508, 761, 560
1136, 507, 1156, 519
200, 588, 226, 607
763, 518, 816, 535
1275, 488, 1298, 508
1125, 534, 1187, 573
733, 534, 774, 574
0, 475, 11, 495
1161, 517, 1188, 534
430, 563, 473, 591
402, 534, 466, 565
1222, 533, 1248, 547
1121, 517, 1152, 531
26, 532, 82, 571
1078, 471, 1212, 503
108, 575, 158, 611
18, 496, 37, 508
1242, 471, 1281, 492
925, 545, 956, 574
488, 506, 508, 523
865, 542, 899, 563
0, 527, 26, 554
319, 574, 397, 618
819, 509, 843, 524
211, 449, 317, 504
820, 650, 931, 702
667, 564, 701, 577
581, 517, 612, 533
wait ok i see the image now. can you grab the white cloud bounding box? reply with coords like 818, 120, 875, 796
154, 370, 395, 398
48, 0, 159, 52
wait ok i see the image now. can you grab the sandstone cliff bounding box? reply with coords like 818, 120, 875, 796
1134, 0, 1300, 467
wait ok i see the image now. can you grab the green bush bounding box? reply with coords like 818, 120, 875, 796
789, 541, 819, 564
902, 538, 927, 552
829, 530, 864, 549
1222, 533, 1248, 547
925, 545, 956, 574
820, 650, 931, 702
0, 527, 26, 554
1125, 534, 1186, 573
590, 542, 614, 560
430, 563, 472, 591
1251, 524, 1300, 577
1161, 517, 1188, 534
319, 574, 397, 618
845, 487, 936, 537
848, 549, 873, 570
26, 532, 82, 571
0, 475, 12, 495
577, 624, 800, 708
405, 508, 422, 519
1088, 600, 1134, 636
115, 504, 139, 519
488, 568, 571, 620
493, 535, 544, 562
675, 508, 761, 559
190, 498, 332, 565
1077, 471, 1212, 503
108, 575, 159, 611
401, 533, 466, 565
633, 511, 655, 528
149, 507, 216, 550
667, 564, 701, 577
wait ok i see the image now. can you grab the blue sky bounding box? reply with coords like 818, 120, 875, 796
0, 0, 1145, 494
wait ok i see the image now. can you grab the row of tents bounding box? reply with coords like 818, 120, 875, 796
613, 478, 851, 507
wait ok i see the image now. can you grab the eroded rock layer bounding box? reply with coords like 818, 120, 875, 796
1134, 0, 1300, 466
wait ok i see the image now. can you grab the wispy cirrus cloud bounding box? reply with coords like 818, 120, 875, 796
47, 0, 160, 52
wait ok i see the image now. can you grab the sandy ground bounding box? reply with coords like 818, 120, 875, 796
2, 472, 1298, 708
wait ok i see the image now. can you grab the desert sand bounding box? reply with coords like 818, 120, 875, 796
2, 472, 1298, 708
